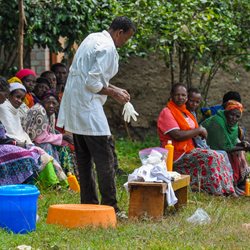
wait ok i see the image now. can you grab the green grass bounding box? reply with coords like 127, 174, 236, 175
0, 137, 250, 250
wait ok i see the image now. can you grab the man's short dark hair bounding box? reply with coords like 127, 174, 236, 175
40, 70, 55, 78
36, 77, 50, 87
109, 16, 136, 33
222, 91, 241, 104
51, 63, 67, 73
188, 87, 201, 97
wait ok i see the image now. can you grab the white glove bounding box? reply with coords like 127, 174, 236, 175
122, 102, 139, 123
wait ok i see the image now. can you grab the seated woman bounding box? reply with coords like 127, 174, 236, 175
40, 70, 57, 91
157, 83, 236, 196
16, 68, 37, 108
0, 81, 67, 188
0, 121, 41, 185
23, 90, 75, 174
0, 78, 40, 185
8, 76, 29, 125
200, 91, 241, 122
32, 77, 50, 104
201, 100, 250, 193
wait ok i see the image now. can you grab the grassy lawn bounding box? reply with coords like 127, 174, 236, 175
0, 137, 249, 250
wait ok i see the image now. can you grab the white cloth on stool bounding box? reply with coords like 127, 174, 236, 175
151, 166, 178, 206
124, 163, 178, 206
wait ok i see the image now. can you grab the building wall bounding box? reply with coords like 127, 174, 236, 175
30, 45, 50, 75
30, 38, 66, 75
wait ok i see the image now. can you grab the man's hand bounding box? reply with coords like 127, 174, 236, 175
111, 87, 130, 104
99, 85, 130, 104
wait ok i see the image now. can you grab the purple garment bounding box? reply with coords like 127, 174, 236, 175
0, 144, 40, 185
0, 122, 6, 138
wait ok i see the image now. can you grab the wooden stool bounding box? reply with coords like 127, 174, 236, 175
128, 175, 190, 219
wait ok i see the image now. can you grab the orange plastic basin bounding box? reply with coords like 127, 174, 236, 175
46, 204, 116, 228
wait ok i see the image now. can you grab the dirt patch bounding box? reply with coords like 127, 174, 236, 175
106, 54, 250, 139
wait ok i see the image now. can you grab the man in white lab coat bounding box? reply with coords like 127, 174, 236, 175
57, 16, 135, 213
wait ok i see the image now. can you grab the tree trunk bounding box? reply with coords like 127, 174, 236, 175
18, 0, 24, 70
169, 42, 175, 86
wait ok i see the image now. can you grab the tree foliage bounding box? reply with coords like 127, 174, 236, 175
0, 0, 250, 99
0, 0, 118, 75
119, 0, 250, 100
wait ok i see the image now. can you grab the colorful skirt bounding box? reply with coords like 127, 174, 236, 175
36, 142, 75, 176
57, 146, 78, 176
174, 148, 235, 195
0, 144, 40, 185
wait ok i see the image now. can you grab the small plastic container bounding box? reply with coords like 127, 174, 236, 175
0, 184, 40, 234
165, 140, 174, 171
67, 172, 80, 192
139, 147, 168, 165
245, 176, 250, 196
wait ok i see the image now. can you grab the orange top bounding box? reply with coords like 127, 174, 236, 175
158, 100, 198, 161
166, 100, 198, 154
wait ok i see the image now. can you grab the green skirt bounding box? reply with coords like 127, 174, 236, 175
37, 161, 68, 188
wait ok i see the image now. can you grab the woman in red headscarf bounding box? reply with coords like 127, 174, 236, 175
157, 83, 236, 196
202, 100, 250, 194
16, 68, 37, 108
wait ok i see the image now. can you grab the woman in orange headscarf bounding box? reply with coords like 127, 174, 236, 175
202, 100, 250, 194
157, 83, 236, 196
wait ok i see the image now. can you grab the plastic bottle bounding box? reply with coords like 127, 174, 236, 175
67, 172, 80, 192
245, 175, 250, 196
165, 140, 174, 172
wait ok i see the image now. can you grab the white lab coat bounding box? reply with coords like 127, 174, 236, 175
57, 30, 119, 135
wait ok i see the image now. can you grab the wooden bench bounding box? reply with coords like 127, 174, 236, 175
128, 174, 190, 219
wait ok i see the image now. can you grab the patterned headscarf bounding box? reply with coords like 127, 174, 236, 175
225, 100, 243, 113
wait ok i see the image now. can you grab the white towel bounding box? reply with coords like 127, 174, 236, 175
124, 164, 178, 206
150, 165, 178, 206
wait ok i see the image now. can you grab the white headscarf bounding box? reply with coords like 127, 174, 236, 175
9, 82, 26, 93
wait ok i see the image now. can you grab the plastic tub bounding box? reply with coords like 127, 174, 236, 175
0, 184, 40, 234
47, 204, 116, 228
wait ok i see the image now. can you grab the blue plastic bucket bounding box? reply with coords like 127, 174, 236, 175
0, 184, 40, 234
